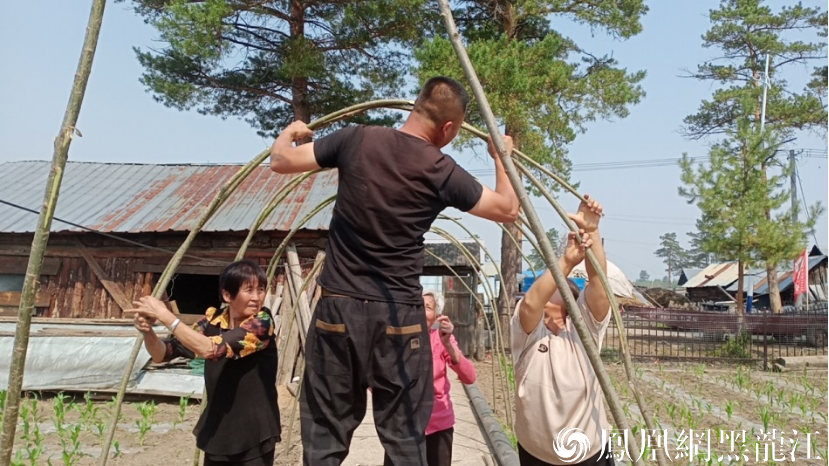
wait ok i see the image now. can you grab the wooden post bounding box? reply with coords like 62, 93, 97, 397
0, 0, 107, 462
434, 2, 646, 463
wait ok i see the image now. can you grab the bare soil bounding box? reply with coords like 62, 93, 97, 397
6, 385, 302, 465
471, 353, 829, 465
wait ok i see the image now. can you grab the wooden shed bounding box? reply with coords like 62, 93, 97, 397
0, 161, 486, 334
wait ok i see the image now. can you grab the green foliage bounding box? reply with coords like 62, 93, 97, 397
76, 392, 99, 430
637, 270, 650, 283
18, 397, 45, 466
415, 0, 647, 194
712, 330, 752, 359
526, 228, 560, 270
498, 355, 515, 389
134, 400, 158, 446
808, 12, 829, 114
683, 0, 827, 139
175, 393, 193, 428
654, 232, 687, 284
685, 222, 720, 268
680, 104, 821, 270
131, 0, 436, 135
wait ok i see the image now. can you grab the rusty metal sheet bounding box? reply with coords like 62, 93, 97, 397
0, 161, 337, 233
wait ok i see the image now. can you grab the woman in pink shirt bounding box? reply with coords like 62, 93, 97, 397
419, 289, 478, 466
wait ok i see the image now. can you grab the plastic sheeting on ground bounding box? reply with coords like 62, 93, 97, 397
0, 322, 152, 392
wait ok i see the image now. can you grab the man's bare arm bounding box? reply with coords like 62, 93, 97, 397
270, 121, 319, 174
468, 135, 518, 223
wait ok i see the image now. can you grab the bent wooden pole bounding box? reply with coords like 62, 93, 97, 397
236, 171, 319, 261
100, 100, 414, 464
0, 0, 107, 463
435, 1, 644, 463
429, 227, 514, 430
422, 249, 505, 411
514, 162, 665, 466
266, 195, 335, 285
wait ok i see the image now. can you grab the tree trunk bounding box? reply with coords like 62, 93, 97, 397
0, 0, 107, 463
289, 0, 311, 136
435, 3, 645, 461
497, 127, 521, 351
498, 221, 520, 350
754, 57, 783, 314
767, 262, 782, 313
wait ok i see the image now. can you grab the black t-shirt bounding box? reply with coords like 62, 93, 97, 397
313, 125, 483, 304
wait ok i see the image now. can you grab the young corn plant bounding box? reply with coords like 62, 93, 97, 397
725, 400, 733, 421
53, 392, 70, 434
77, 392, 99, 430
94, 417, 108, 445
105, 395, 124, 424
759, 405, 772, 432
174, 393, 193, 428
734, 367, 747, 391
59, 423, 85, 465
135, 400, 158, 446
0, 389, 6, 423
19, 397, 45, 466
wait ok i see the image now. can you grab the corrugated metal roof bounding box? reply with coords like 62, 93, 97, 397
682, 262, 742, 288
0, 161, 337, 233
752, 255, 827, 295
724, 267, 770, 292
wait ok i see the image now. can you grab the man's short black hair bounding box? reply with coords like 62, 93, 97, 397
219, 259, 268, 301
413, 76, 470, 125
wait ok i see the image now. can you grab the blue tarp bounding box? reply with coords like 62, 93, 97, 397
522, 269, 585, 292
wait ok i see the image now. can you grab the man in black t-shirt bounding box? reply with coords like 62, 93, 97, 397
271, 77, 518, 466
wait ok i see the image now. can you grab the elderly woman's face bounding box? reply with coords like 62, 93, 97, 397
423, 295, 437, 327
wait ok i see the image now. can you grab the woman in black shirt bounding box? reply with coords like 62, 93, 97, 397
128, 260, 281, 466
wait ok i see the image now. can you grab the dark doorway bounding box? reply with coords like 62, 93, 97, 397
166, 274, 221, 315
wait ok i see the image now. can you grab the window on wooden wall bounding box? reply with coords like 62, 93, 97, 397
165, 273, 222, 315
0, 274, 25, 292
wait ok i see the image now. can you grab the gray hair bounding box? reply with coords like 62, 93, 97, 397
422, 289, 445, 315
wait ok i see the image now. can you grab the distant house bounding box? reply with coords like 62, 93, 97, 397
677, 268, 701, 288
682, 255, 828, 309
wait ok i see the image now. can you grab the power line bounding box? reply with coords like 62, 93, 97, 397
794, 166, 822, 249
0, 199, 229, 265
467, 155, 711, 177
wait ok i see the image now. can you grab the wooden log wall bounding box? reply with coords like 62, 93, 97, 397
0, 231, 325, 319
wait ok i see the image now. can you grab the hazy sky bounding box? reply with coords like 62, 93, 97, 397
1, 1, 826, 280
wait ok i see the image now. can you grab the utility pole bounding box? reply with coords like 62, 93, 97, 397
790, 150, 798, 225
759, 54, 770, 132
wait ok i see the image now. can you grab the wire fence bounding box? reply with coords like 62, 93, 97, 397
604, 305, 829, 365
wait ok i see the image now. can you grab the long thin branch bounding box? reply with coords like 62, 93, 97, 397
0, 1, 107, 463
435, 2, 644, 464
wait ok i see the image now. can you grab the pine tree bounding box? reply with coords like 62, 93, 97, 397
527, 228, 561, 271
680, 100, 821, 312
654, 232, 687, 289
682, 0, 827, 312
131, 0, 436, 134
637, 270, 650, 286
415, 0, 647, 338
